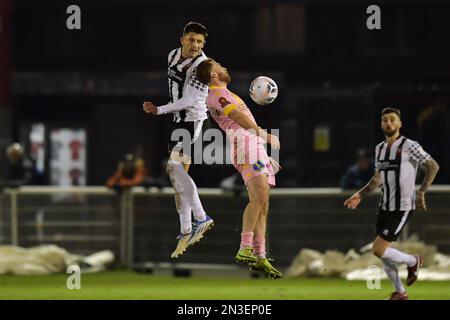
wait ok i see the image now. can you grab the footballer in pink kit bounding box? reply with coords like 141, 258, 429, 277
196, 58, 282, 278
207, 86, 277, 187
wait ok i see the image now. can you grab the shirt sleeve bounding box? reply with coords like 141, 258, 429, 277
408, 140, 431, 165
157, 68, 209, 115
374, 145, 381, 172
208, 90, 239, 117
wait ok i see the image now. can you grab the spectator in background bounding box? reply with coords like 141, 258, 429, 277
340, 149, 373, 190
106, 153, 147, 191
5, 143, 37, 187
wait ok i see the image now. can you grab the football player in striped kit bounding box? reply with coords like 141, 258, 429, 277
344, 107, 440, 300
143, 22, 213, 258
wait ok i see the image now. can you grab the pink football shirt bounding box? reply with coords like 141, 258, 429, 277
206, 86, 276, 186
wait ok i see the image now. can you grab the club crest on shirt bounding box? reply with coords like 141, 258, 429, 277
379, 161, 399, 170
219, 97, 231, 108
168, 67, 184, 82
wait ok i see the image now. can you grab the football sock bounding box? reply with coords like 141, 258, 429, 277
167, 160, 207, 222
382, 258, 406, 293
175, 193, 192, 234
381, 247, 417, 267
253, 236, 266, 258
240, 231, 254, 250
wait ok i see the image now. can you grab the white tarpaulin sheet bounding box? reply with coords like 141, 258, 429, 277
286, 235, 450, 281
0, 245, 114, 275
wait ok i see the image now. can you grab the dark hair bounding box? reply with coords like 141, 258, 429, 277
183, 21, 208, 37
196, 58, 215, 85
381, 107, 401, 118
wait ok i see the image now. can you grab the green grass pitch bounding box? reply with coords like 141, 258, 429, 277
0, 270, 448, 300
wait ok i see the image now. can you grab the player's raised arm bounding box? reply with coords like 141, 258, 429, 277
227, 108, 280, 150
344, 170, 381, 210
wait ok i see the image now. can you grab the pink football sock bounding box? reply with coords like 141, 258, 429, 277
240, 231, 254, 250
253, 237, 266, 258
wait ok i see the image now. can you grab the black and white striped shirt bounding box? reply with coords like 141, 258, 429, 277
157, 48, 209, 123
375, 136, 431, 211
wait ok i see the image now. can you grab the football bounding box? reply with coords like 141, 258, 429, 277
249, 76, 278, 105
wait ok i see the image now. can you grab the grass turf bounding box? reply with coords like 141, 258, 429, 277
0, 270, 448, 300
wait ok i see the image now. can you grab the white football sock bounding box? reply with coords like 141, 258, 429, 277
382, 247, 417, 267
382, 258, 406, 293
174, 192, 192, 234
167, 160, 207, 222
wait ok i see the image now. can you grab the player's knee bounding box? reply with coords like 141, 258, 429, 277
259, 200, 269, 216
372, 246, 384, 258
254, 191, 269, 210
166, 160, 179, 175
249, 198, 263, 211
263, 202, 269, 215
256, 181, 270, 197
261, 189, 270, 206
166, 162, 173, 175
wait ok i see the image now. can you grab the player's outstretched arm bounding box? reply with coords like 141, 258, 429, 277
142, 97, 191, 116
416, 158, 440, 211
157, 75, 208, 115
228, 109, 280, 150
344, 171, 381, 210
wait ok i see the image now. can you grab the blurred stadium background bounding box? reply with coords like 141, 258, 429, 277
0, 0, 449, 299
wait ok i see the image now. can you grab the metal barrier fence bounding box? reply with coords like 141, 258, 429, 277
1, 186, 449, 268
1, 187, 121, 260
0, 193, 11, 245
